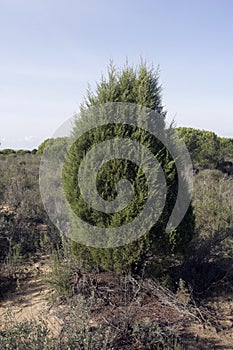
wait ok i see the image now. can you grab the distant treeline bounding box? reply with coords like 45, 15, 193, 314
1, 127, 232, 172
176, 127, 233, 174
0, 148, 37, 155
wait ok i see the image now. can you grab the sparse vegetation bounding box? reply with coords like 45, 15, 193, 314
0, 311, 56, 350
0, 63, 232, 349
0, 139, 232, 349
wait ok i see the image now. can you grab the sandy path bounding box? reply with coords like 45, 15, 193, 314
0, 257, 64, 335
0, 256, 232, 349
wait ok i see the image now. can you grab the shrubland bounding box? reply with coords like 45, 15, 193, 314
0, 61, 232, 349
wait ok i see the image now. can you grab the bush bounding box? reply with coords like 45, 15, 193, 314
219, 137, 233, 161
0, 154, 61, 260
37, 138, 69, 157
177, 127, 233, 169
59, 292, 186, 350
176, 127, 220, 168
63, 61, 195, 273
16, 149, 31, 155
0, 318, 56, 350
45, 250, 73, 301
0, 149, 16, 155
192, 169, 233, 235
0, 310, 185, 350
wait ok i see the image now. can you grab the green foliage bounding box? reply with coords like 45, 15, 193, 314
182, 169, 233, 293
187, 169, 232, 257
177, 127, 233, 168
37, 137, 69, 157
16, 149, 31, 155
176, 127, 221, 168
63, 61, 195, 272
45, 250, 73, 301
193, 169, 233, 234
0, 301, 185, 350
0, 317, 56, 350
0, 148, 16, 155
0, 154, 61, 261
190, 169, 233, 264
37, 139, 51, 154
83, 60, 165, 114
219, 137, 233, 160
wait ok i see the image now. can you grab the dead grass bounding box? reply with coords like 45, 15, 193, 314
0, 255, 232, 349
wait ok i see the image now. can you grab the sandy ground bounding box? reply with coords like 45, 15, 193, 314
0, 256, 64, 336
0, 256, 232, 349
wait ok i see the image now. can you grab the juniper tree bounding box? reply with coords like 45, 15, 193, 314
62, 61, 195, 272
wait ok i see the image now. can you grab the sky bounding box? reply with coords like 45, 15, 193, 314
0, 0, 232, 149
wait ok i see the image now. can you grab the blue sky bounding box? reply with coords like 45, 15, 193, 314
0, 0, 232, 149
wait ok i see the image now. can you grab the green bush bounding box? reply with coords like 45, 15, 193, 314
37, 139, 51, 154
177, 127, 233, 168
16, 149, 31, 155
45, 250, 73, 301
193, 169, 233, 234
63, 61, 195, 272
0, 148, 16, 155
185, 169, 233, 270
176, 127, 220, 168
219, 137, 233, 161
0, 154, 61, 260
0, 318, 56, 350
37, 137, 69, 157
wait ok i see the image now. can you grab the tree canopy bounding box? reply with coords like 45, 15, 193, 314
176, 127, 233, 168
